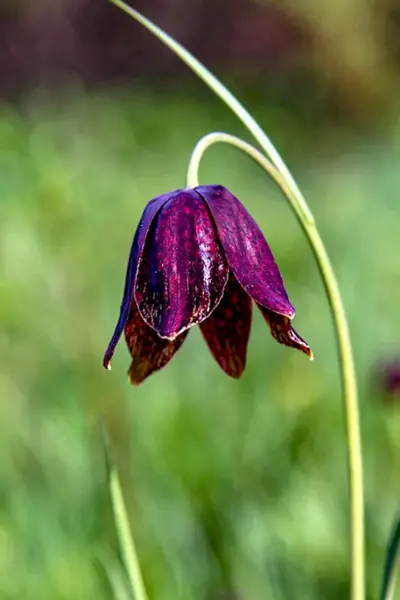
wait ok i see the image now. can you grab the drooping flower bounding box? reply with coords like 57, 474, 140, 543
103, 185, 312, 384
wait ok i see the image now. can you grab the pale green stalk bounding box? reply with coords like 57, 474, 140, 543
108, 3, 365, 599
102, 423, 149, 600
109, 466, 148, 600
108, 0, 314, 225
380, 512, 400, 600
99, 553, 132, 600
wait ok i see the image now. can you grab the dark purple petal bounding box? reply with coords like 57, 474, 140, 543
103, 190, 181, 369
135, 190, 229, 338
200, 272, 252, 378
124, 298, 188, 385
258, 304, 313, 358
196, 185, 295, 318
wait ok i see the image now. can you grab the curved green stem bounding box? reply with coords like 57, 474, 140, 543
108, 2, 365, 599
109, 0, 314, 226
187, 133, 364, 600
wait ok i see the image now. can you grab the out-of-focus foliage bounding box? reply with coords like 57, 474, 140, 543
258, 0, 400, 121
1, 90, 399, 599
0, 0, 305, 91
2, 0, 400, 123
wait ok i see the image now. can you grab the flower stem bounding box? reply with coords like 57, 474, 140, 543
108, 2, 365, 598
188, 133, 364, 600
102, 422, 149, 600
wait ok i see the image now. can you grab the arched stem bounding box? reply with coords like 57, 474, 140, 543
187, 132, 364, 600
108, 3, 365, 599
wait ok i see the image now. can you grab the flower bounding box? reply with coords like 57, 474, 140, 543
378, 359, 400, 399
103, 185, 312, 384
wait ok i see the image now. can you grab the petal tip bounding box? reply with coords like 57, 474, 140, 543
103, 355, 112, 370
127, 371, 142, 386
103, 336, 120, 372
300, 343, 314, 360
229, 368, 245, 379
259, 306, 312, 359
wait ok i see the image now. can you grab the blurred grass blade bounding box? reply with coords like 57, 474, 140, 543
380, 511, 400, 600
101, 422, 149, 600
99, 552, 132, 600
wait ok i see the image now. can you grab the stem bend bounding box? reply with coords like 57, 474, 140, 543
187, 131, 365, 600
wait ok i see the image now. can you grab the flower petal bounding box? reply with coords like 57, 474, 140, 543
103, 191, 179, 369
258, 304, 313, 358
135, 190, 229, 338
124, 299, 188, 385
197, 185, 295, 318
200, 272, 252, 378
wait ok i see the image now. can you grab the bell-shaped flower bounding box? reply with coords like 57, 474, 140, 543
104, 185, 312, 384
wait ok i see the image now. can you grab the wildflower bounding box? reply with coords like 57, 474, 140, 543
379, 359, 400, 399
103, 185, 312, 384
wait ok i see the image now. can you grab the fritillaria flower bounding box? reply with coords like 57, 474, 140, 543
379, 359, 400, 399
104, 185, 312, 384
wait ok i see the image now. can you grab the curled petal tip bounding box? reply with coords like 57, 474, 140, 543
283, 324, 312, 359
127, 372, 140, 386
103, 357, 112, 371
230, 371, 244, 380
258, 305, 312, 358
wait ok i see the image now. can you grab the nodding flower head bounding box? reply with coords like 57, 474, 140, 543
104, 185, 312, 384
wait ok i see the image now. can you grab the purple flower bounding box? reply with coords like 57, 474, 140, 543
379, 360, 400, 399
104, 185, 312, 384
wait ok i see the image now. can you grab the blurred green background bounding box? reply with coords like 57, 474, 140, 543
1, 1, 400, 599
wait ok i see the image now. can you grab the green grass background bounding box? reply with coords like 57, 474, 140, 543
1, 89, 399, 599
